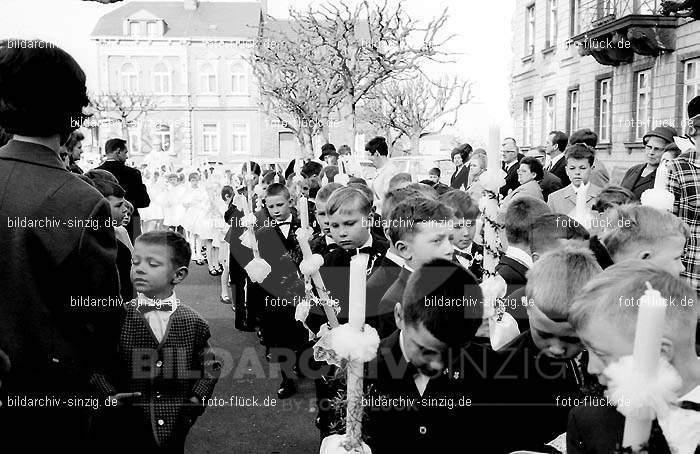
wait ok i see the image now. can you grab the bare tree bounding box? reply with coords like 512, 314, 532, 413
88, 92, 158, 152
360, 73, 472, 154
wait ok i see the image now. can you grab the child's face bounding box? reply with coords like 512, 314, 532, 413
577, 316, 634, 386
527, 304, 583, 360
301, 184, 310, 198
565, 158, 592, 187
398, 319, 448, 376
315, 200, 330, 235
261, 181, 269, 193
265, 194, 292, 221
107, 196, 127, 224
397, 222, 455, 266
429, 174, 439, 183
451, 217, 476, 250
328, 209, 370, 249
122, 212, 131, 227
649, 236, 686, 276
131, 241, 186, 299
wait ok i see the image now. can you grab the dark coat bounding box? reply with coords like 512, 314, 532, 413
550, 155, 571, 187
621, 163, 656, 200
366, 255, 402, 331
450, 165, 469, 189
496, 255, 529, 298
95, 160, 150, 212
377, 266, 411, 338
0, 140, 122, 449
501, 160, 522, 197
539, 170, 563, 202
453, 242, 484, 282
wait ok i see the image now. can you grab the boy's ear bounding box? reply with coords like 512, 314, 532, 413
395, 240, 411, 261
659, 337, 675, 363
394, 303, 404, 330
171, 266, 189, 285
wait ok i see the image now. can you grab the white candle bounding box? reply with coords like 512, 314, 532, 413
487, 123, 501, 171
348, 254, 369, 330
622, 282, 667, 449
298, 195, 309, 230
654, 162, 668, 190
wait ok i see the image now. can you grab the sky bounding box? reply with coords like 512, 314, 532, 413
0, 0, 516, 144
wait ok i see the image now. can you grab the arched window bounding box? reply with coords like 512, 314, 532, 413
200, 63, 216, 94
231, 62, 247, 94
120, 63, 138, 93
153, 63, 171, 94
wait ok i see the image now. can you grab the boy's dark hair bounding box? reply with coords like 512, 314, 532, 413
592, 185, 638, 213
504, 196, 551, 245
365, 136, 388, 156
301, 161, 323, 178
382, 187, 437, 221
261, 170, 285, 186
388, 198, 454, 245
549, 130, 568, 152
429, 167, 441, 177
303, 176, 321, 199
85, 168, 118, 184
221, 185, 234, 201
565, 143, 596, 166
104, 138, 127, 155
519, 156, 544, 181
402, 259, 483, 347
438, 190, 480, 221
569, 128, 598, 148
327, 187, 372, 216
136, 231, 192, 269
0, 40, 89, 142
529, 214, 590, 255
347, 182, 374, 205
265, 182, 290, 199
316, 182, 343, 203
93, 179, 126, 198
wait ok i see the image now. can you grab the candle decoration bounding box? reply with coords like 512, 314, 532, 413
640, 162, 674, 212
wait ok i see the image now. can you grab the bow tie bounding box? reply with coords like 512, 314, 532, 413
347, 246, 375, 257
138, 303, 173, 314
272, 220, 292, 227
326, 242, 339, 251
454, 250, 473, 261
679, 400, 700, 411
404, 360, 419, 378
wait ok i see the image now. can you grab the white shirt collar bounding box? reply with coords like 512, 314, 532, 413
573, 181, 590, 194
399, 330, 429, 396
504, 160, 517, 171
454, 243, 473, 254
384, 250, 405, 267
505, 245, 534, 269
137, 291, 178, 313
325, 235, 336, 246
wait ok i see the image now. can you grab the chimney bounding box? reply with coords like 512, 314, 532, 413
184, 0, 198, 10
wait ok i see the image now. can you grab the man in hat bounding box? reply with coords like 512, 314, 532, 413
621, 125, 677, 199
319, 143, 339, 166
666, 95, 700, 295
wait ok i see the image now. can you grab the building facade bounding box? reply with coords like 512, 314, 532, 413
510, 0, 700, 182
89, 0, 357, 167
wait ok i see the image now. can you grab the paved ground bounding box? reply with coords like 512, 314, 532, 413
180, 264, 319, 454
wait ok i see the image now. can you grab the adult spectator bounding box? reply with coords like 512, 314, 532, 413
568, 128, 610, 188
366, 136, 396, 211
65, 130, 85, 174
500, 139, 522, 197
450, 143, 471, 189
466, 151, 487, 201
501, 156, 545, 206
319, 143, 339, 166
96, 138, 150, 240
337, 144, 360, 176
526, 146, 562, 201
666, 95, 700, 294
620, 126, 677, 199
544, 130, 570, 186
0, 39, 121, 452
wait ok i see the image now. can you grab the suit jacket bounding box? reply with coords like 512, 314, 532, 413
309, 233, 339, 256
590, 157, 610, 188
501, 160, 521, 197
496, 255, 529, 298
450, 164, 469, 189
377, 266, 411, 338
453, 242, 484, 282
547, 184, 603, 216
96, 160, 150, 212
621, 163, 655, 200
502, 179, 544, 206
366, 255, 402, 331
363, 331, 502, 453
95, 303, 219, 449
550, 155, 570, 187
539, 170, 563, 202
0, 140, 122, 394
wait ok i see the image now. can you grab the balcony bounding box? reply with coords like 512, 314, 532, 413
569, 0, 678, 66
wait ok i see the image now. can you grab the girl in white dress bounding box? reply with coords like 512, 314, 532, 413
162, 173, 187, 233
141, 170, 165, 232
196, 175, 225, 275
182, 172, 209, 264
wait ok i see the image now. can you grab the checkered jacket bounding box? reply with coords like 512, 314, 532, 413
666, 149, 700, 293
91, 302, 220, 448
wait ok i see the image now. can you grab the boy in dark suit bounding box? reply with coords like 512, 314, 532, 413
364, 259, 496, 453
567, 261, 700, 454
309, 182, 343, 255
496, 196, 550, 296
92, 231, 219, 454
438, 189, 484, 281
492, 247, 602, 453
376, 197, 456, 338
253, 183, 308, 399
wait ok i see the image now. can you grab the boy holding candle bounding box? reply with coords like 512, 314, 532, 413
376, 197, 457, 338
438, 189, 484, 281
547, 144, 604, 216
567, 261, 700, 454
309, 182, 343, 255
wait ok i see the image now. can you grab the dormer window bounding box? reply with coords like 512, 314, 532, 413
125, 15, 163, 38
129, 21, 141, 37
147, 21, 159, 37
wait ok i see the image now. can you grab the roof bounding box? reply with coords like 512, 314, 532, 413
91, 1, 263, 39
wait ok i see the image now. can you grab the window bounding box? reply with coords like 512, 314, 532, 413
635, 70, 651, 141
570, 0, 580, 36
231, 63, 247, 94
598, 78, 612, 143
546, 0, 557, 48
544, 94, 556, 133
523, 99, 534, 145
568, 89, 579, 133
154, 123, 171, 152
525, 5, 535, 56
120, 63, 138, 93
153, 63, 171, 94
147, 21, 159, 37
200, 63, 217, 94
202, 123, 219, 155
231, 123, 248, 154
129, 21, 141, 37
684, 59, 700, 124
129, 129, 141, 155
